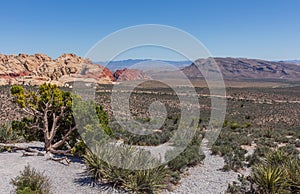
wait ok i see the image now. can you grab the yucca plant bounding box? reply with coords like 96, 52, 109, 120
265, 149, 289, 167
122, 165, 169, 193
285, 159, 300, 193
84, 144, 169, 193
252, 164, 288, 194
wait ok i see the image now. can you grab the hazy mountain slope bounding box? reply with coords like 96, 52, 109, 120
182, 57, 300, 81
97, 59, 191, 72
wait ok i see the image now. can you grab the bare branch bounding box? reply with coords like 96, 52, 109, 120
52, 125, 77, 150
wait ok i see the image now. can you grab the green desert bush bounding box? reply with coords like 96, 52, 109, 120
10, 84, 112, 155
84, 144, 168, 193
236, 134, 252, 146
166, 144, 205, 172
166, 130, 205, 172
0, 122, 23, 143
223, 148, 247, 172
230, 122, 240, 130
278, 144, 299, 157
229, 149, 300, 194
252, 164, 288, 194
11, 165, 51, 194
285, 159, 300, 192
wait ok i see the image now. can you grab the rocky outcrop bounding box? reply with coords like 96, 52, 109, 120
0, 53, 114, 86
113, 68, 150, 81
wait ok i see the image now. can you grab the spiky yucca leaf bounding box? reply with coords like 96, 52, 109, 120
252, 164, 288, 194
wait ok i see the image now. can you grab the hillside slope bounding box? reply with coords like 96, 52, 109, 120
182, 57, 300, 81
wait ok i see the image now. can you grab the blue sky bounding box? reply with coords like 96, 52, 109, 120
0, 0, 300, 60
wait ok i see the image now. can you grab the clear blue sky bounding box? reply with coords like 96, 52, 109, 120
1, 0, 300, 60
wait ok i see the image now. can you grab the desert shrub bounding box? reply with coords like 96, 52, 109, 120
212, 129, 250, 171
262, 128, 275, 138
257, 137, 277, 147
226, 175, 255, 194
265, 149, 290, 166
228, 149, 300, 193
245, 145, 271, 167
252, 128, 279, 139
230, 122, 240, 130
278, 144, 299, 157
0, 145, 12, 153
295, 140, 300, 148
166, 130, 205, 172
223, 120, 228, 127
276, 136, 290, 144
11, 165, 51, 194
226, 181, 243, 194
243, 122, 252, 128
252, 164, 288, 194
70, 140, 86, 156
236, 134, 252, 146
169, 171, 181, 185
253, 145, 271, 157
84, 144, 168, 193
10, 84, 111, 155
11, 118, 43, 142
0, 122, 23, 143
109, 117, 178, 146
166, 144, 205, 172
223, 148, 247, 172
285, 159, 300, 192
246, 152, 261, 167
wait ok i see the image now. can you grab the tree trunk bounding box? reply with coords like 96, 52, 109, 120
44, 138, 52, 152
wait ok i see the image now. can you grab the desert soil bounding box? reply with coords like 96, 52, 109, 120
0, 142, 245, 194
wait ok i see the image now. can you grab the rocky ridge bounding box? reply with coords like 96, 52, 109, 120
0, 53, 114, 86
113, 68, 150, 81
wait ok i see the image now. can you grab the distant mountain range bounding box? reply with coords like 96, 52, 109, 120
279, 60, 300, 65
0, 54, 299, 87
96, 58, 300, 82
182, 57, 300, 81
95, 59, 191, 71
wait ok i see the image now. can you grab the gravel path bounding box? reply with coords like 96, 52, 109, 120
166, 147, 240, 194
0, 142, 123, 194
0, 142, 242, 194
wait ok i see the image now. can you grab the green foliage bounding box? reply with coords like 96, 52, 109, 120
72, 99, 113, 145
0, 122, 23, 143
223, 120, 228, 127
252, 164, 288, 194
229, 149, 300, 194
0, 145, 12, 153
11, 165, 51, 194
246, 145, 273, 167
71, 140, 86, 156
223, 148, 247, 172
212, 130, 250, 171
84, 145, 168, 193
278, 144, 299, 157
12, 118, 43, 142
166, 130, 205, 172
10, 84, 112, 154
109, 116, 178, 146
285, 159, 300, 192
230, 122, 240, 130
11, 84, 75, 148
